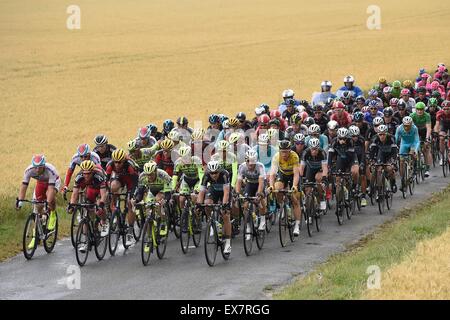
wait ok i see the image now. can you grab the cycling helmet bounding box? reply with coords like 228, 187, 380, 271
321, 80, 333, 88
304, 117, 315, 127
417, 87, 426, 94
337, 127, 349, 139
177, 116, 189, 126
431, 90, 441, 99
245, 150, 258, 163
80, 160, 95, 172
178, 146, 191, 157
278, 140, 291, 150
138, 127, 151, 139
217, 140, 229, 151
397, 101, 407, 110
282, 89, 295, 99
260, 103, 270, 114
209, 114, 220, 124
442, 100, 450, 108
368, 89, 378, 97
191, 128, 205, 141
94, 134, 108, 146
308, 138, 320, 149
228, 118, 239, 128
341, 91, 353, 99
333, 100, 345, 109
383, 107, 394, 117
378, 77, 387, 84
392, 80, 401, 88
222, 119, 230, 129
228, 132, 242, 144
160, 139, 175, 150
343, 75, 355, 83
373, 117, 384, 126
31, 154, 46, 167
207, 160, 220, 173
290, 113, 303, 125
127, 140, 138, 152
353, 111, 364, 122
168, 130, 180, 142
254, 106, 264, 117
356, 95, 366, 103
401, 88, 410, 96
428, 98, 438, 107
112, 149, 126, 162
313, 104, 324, 112
431, 81, 440, 90
270, 110, 282, 119
267, 128, 278, 138
421, 73, 430, 79
327, 120, 339, 130
348, 125, 360, 136
259, 114, 271, 124
285, 98, 296, 106
389, 98, 399, 107
403, 80, 413, 88
147, 124, 157, 135
368, 100, 379, 108
77, 144, 90, 157
308, 124, 321, 135
415, 102, 426, 110
143, 161, 157, 174
402, 116, 413, 125
258, 133, 270, 145
293, 133, 305, 144
219, 114, 229, 123
383, 86, 392, 94
163, 119, 175, 133
377, 125, 388, 134
269, 118, 280, 127
236, 112, 246, 121
362, 106, 370, 113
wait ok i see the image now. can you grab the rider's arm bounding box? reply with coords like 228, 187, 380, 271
231, 159, 238, 189
413, 126, 420, 152
292, 164, 300, 189
222, 184, 230, 204
18, 183, 27, 201
70, 187, 79, 205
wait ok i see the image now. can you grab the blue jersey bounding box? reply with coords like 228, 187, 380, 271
364, 111, 384, 124
336, 86, 363, 99
278, 99, 301, 114
395, 124, 420, 152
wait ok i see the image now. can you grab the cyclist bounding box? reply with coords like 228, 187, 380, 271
352, 112, 370, 141
381, 87, 393, 108
340, 91, 355, 112
292, 133, 307, 159
228, 131, 251, 165
366, 89, 383, 108
391, 80, 402, 98
426, 98, 440, 129
312, 105, 329, 133
368, 125, 399, 193
305, 124, 329, 152
62, 144, 101, 194
205, 114, 222, 143
354, 95, 366, 112
312, 80, 336, 106
67, 160, 109, 249
330, 101, 352, 128
324, 120, 339, 145
383, 107, 399, 136
106, 148, 139, 246
134, 161, 173, 237
348, 125, 368, 206
93, 135, 116, 170
415, 87, 429, 105
285, 113, 308, 143
434, 100, 450, 165
136, 127, 157, 148
279, 89, 301, 114
374, 77, 389, 96
127, 139, 158, 173
269, 109, 288, 131
254, 133, 277, 177
235, 150, 267, 233
236, 112, 253, 131
147, 123, 163, 141
190, 128, 208, 166
336, 75, 363, 98
389, 97, 400, 113
395, 116, 420, 185
211, 140, 238, 190
364, 100, 384, 125
176, 116, 194, 144
154, 139, 176, 176
196, 160, 232, 254
393, 101, 410, 124
299, 138, 328, 211
162, 119, 175, 140
268, 140, 302, 236
410, 102, 432, 177
282, 99, 299, 123
16, 155, 60, 234
366, 117, 385, 150
399, 89, 416, 112
403, 80, 416, 97
255, 114, 271, 138
216, 118, 240, 145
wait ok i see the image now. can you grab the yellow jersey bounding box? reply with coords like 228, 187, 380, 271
272, 151, 299, 176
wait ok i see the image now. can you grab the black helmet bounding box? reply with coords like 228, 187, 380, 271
278, 140, 291, 150
397, 101, 407, 110
94, 134, 108, 146
236, 112, 246, 122
383, 107, 394, 117
304, 117, 316, 127
177, 116, 189, 126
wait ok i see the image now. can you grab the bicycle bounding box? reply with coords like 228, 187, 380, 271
265, 193, 277, 233
168, 193, 182, 239
140, 201, 169, 266
431, 132, 440, 168
331, 171, 354, 225
19, 199, 58, 260
73, 202, 108, 266
373, 163, 394, 215
178, 192, 202, 254
108, 191, 133, 255
273, 189, 296, 247
399, 153, 415, 198
240, 195, 265, 256
439, 134, 450, 177
415, 141, 426, 183
301, 182, 324, 237
64, 190, 86, 248
201, 203, 230, 267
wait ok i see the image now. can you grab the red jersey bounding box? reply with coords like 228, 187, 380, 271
331, 111, 352, 128
436, 110, 450, 123
154, 152, 174, 176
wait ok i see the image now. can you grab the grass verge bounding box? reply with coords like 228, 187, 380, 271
273, 185, 450, 300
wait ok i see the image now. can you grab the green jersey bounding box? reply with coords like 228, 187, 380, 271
130, 148, 157, 172
137, 169, 172, 195
171, 156, 204, 190
410, 112, 431, 129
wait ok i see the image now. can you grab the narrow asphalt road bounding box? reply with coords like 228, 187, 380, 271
1, 166, 448, 300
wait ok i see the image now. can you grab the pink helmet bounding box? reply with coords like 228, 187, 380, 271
333, 100, 345, 109
438, 65, 446, 72
270, 110, 281, 119
401, 88, 410, 96
421, 73, 430, 79
431, 81, 440, 90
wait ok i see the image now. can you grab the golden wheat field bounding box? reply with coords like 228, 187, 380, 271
1, 0, 450, 197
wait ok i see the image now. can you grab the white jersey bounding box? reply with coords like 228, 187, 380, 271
68, 151, 101, 170
23, 163, 61, 186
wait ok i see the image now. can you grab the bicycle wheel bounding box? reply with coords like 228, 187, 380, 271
409, 164, 415, 195
75, 220, 90, 267
141, 219, 153, 266
287, 204, 296, 243
415, 157, 420, 184
335, 188, 344, 225
315, 208, 322, 232
243, 210, 253, 256
43, 213, 58, 253
255, 214, 265, 250
171, 204, 181, 239
347, 192, 354, 220
108, 210, 120, 256
443, 148, 449, 177
377, 186, 386, 215
156, 218, 168, 259
401, 162, 407, 199
204, 218, 218, 266
132, 208, 144, 241
180, 207, 190, 254
121, 214, 132, 250
23, 214, 38, 260
305, 196, 313, 238
278, 206, 288, 247
71, 208, 83, 248
369, 179, 376, 206
192, 211, 202, 248
94, 220, 107, 261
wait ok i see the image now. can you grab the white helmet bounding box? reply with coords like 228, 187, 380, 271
344, 75, 355, 83
308, 124, 321, 135
282, 89, 295, 99
348, 125, 360, 136
327, 120, 339, 130
245, 150, 258, 163
258, 133, 270, 144
308, 138, 321, 149
222, 119, 230, 129
373, 117, 384, 126
377, 124, 388, 133
321, 80, 332, 87
296, 105, 306, 113
168, 129, 180, 142
255, 107, 264, 116
337, 127, 349, 138
207, 160, 220, 173
402, 116, 413, 125
293, 133, 305, 143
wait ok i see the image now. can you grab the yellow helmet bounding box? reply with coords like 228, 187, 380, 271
228, 132, 242, 144
217, 140, 229, 151
403, 79, 413, 88
112, 149, 126, 162
160, 139, 174, 150
178, 146, 191, 157
143, 161, 157, 174
168, 129, 180, 142
191, 128, 205, 141
378, 77, 387, 84
127, 140, 138, 152
228, 118, 239, 127
80, 160, 95, 172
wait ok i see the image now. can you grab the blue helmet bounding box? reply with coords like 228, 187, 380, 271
368, 100, 379, 108
353, 111, 364, 122
368, 89, 378, 97
209, 114, 220, 124
163, 119, 174, 133
147, 123, 157, 134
